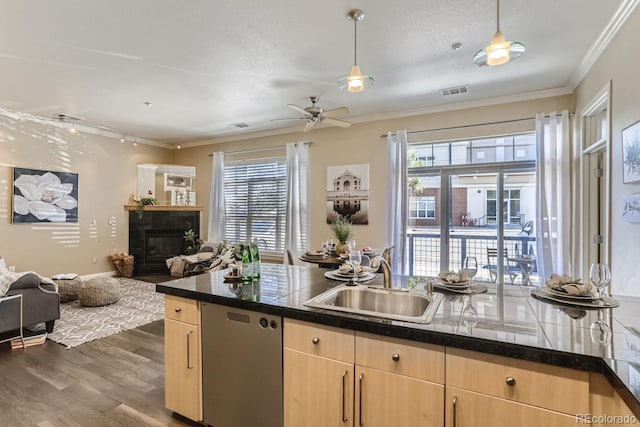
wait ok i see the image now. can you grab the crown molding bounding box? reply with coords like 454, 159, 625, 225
178, 87, 572, 149
568, 0, 639, 91
0, 107, 172, 149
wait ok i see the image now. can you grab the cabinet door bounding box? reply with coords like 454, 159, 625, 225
284, 349, 354, 427
165, 318, 201, 421
355, 366, 444, 427
445, 387, 577, 427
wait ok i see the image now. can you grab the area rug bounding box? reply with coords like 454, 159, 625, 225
46, 277, 164, 349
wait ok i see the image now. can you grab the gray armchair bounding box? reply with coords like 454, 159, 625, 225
0, 273, 60, 335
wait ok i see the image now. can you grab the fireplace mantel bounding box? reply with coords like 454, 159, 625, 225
124, 205, 203, 212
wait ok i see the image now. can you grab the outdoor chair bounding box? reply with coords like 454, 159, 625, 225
484, 248, 519, 285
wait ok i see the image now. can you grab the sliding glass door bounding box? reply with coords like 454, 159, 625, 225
406, 134, 537, 286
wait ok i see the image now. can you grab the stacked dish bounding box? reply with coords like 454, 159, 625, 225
304, 250, 327, 259
433, 271, 488, 294
532, 274, 619, 308
324, 264, 376, 282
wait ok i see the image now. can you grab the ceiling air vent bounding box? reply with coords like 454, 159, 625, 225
230, 122, 250, 129
440, 85, 469, 97
52, 113, 83, 122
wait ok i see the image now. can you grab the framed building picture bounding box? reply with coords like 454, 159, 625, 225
12, 167, 78, 223
623, 120, 640, 183
326, 163, 369, 225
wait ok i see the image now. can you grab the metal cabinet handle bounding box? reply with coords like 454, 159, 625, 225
186, 330, 193, 369
341, 370, 348, 422
359, 373, 364, 426
452, 396, 457, 427
505, 376, 516, 386
392, 353, 400, 362
174, 307, 182, 312
312, 337, 320, 345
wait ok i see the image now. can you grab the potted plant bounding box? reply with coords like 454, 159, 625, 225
132, 196, 158, 219
330, 217, 353, 255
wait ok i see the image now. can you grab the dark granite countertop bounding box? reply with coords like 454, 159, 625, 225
156, 263, 640, 416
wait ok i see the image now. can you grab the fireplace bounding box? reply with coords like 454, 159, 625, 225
128, 209, 200, 275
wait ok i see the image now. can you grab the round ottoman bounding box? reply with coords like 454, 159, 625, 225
79, 277, 120, 307
54, 277, 83, 303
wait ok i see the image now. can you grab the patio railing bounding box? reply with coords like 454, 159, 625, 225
407, 232, 537, 285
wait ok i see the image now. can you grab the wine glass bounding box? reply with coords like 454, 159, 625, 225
461, 296, 478, 328
349, 249, 362, 284
590, 310, 612, 345
347, 239, 357, 253
462, 256, 478, 287
589, 263, 611, 305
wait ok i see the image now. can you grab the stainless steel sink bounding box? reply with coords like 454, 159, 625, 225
303, 284, 443, 324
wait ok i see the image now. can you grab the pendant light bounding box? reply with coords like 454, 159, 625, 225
338, 9, 374, 92
473, 0, 525, 67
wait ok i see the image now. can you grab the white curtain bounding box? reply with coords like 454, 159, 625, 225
208, 152, 226, 242
535, 111, 571, 281
385, 131, 408, 275
284, 142, 309, 264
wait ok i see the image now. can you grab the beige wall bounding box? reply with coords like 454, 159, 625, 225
177, 95, 571, 260
0, 116, 172, 276
573, 5, 640, 296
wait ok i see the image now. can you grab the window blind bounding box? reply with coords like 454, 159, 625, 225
224, 159, 287, 253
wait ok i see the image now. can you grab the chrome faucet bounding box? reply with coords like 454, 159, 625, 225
379, 258, 393, 289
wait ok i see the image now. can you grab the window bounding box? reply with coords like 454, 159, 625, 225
409, 196, 436, 219
486, 189, 521, 225
224, 159, 287, 252
405, 131, 537, 284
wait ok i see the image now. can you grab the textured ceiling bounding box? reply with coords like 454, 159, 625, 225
0, 0, 629, 144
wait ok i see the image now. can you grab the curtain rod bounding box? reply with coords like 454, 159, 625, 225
208, 141, 312, 156
380, 112, 573, 138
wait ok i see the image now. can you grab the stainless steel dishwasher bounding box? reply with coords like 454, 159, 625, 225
201, 302, 283, 427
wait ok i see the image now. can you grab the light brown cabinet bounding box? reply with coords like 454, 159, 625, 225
164, 295, 202, 421
284, 319, 355, 427
446, 347, 590, 426
283, 319, 445, 427
355, 331, 445, 427
590, 373, 639, 425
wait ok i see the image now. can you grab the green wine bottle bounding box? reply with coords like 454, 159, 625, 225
251, 238, 261, 278
241, 243, 253, 280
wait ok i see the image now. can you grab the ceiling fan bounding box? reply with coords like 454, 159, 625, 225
273, 96, 351, 132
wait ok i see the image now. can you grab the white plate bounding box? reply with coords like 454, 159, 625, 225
531, 289, 619, 308
324, 271, 376, 282
434, 284, 488, 294
540, 286, 595, 301
333, 269, 370, 278
437, 280, 470, 288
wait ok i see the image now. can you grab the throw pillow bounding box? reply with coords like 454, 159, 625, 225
0, 257, 7, 274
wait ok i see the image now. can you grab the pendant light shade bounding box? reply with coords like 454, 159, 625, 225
473, 0, 525, 67
338, 9, 374, 92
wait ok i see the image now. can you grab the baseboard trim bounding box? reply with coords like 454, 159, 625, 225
80, 271, 118, 280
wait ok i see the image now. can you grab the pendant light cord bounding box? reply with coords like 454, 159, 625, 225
353, 18, 358, 65
496, 0, 501, 32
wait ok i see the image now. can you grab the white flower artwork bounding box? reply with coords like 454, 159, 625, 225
12, 168, 78, 223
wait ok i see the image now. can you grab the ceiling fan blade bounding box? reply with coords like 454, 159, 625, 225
270, 117, 306, 122
322, 106, 350, 118
322, 117, 352, 128
288, 104, 308, 115
303, 120, 317, 132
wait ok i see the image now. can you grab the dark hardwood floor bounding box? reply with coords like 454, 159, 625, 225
0, 321, 202, 427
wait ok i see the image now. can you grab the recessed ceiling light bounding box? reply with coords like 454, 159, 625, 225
144, 101, 152, 106
451, 42, 463, 51
230, 122, 250, 128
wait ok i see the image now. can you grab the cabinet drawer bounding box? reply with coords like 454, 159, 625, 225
446, 347, 589, 415
165, 295, 200, 324
284, 319, 354, 363
445, 387, 578, 427
356, 332, 444, 383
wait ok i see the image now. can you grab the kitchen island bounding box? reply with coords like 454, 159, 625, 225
157, 263, 640, 423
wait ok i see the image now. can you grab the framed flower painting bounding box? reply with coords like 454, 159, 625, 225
12, 167, 78, 223
623, 120, 640, 184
